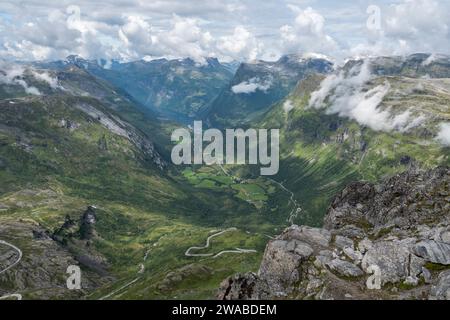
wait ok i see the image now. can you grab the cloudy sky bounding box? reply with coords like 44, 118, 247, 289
0, 0, 449, 63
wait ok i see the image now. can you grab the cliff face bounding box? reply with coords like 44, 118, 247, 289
218, 167, 450, 300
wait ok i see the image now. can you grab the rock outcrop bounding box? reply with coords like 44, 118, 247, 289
79, 205, 97, 240
50, 206, 108, 276
218, 167, 450, 300
0, 219, 107, 299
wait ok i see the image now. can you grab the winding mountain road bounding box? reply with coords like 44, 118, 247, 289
0, 293, 22, 300
213, 248, 257, 258
185, 228, 256, 258
0, 239, 23, 300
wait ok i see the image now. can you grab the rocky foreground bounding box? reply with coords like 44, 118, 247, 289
218, 167, 450, 300
0, 205, 108, 299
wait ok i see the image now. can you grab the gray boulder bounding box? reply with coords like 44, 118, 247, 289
326, 259, 364, 277
422, 267, 432, 284
414, 240, 450, 265
361, 239, 419, 285
334, 235, 354, 249
358, 238, 373, 254
258, 239, 313, 295
440, 229, 450, 244
429, 270, 450, 300
279, 225, 331, 247
343, 247, 363, 263
313, 250, 333, 269
217, 272, 269, 300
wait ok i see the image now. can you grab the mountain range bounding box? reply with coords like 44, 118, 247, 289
0, 52, 449, 300
36, 55, 235, 123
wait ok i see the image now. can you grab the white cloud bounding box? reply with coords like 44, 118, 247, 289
118, 16, 154, 60
31, 70, 63, 90
280, 6, 338, 57
385, 0, 448, 42
421, 54, 450, 67
0, 64, 40, 95
436, 123, 450, 146
283, 99, 294, 113
0, 62, 65, 94
0, 6, 118, 61
351, 0, 450, 58
148, 17, 263, 63
231, 77, 273, 94
309, 60, 426, 133
217, 26, 262, 62
152, 15, 215, 64
0, 0, 449, 63
393, 111, 426, 133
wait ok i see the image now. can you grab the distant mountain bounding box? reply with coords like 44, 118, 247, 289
253, 53, 450, 226
344, 53, 450, 78
205, 54, 333, 127
39, 56, 234, 123
222, 61, 241, 74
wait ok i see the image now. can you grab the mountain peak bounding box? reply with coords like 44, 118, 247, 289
278, 53, 332, 64
342, 53, 450, 78
65, 55, 87, 64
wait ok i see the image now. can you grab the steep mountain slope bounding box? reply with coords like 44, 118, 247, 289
255, 54, 450, 226
43, 56, 234, 123
0, 64, 294, 300
205, 54, 333, 127
218, 166, 450, 300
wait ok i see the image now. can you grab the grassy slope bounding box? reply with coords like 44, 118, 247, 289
0, 84, 293, 299
257, 75, 450, 226
3, 64, 448, 299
